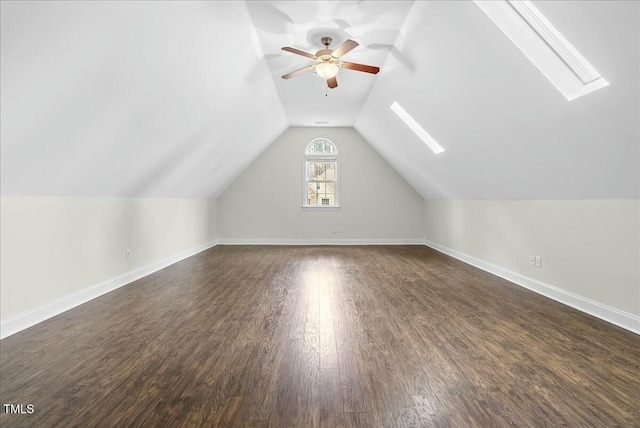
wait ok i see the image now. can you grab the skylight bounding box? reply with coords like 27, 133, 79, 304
390, 102, 444, 154
475, 0, 609, 101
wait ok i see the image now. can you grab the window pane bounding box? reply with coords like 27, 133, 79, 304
307, 163, 312, 180
307, 183, 318, 205
306, 179, 337, 206
325, 162, 335, 180
306, 139, 336, 155
307, 161, 336, 180
320, 184, 334, 200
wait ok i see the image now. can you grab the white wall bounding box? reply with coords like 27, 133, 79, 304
1, 197, 217, 335
424, 199, 640, 330
218, 127, 425, 243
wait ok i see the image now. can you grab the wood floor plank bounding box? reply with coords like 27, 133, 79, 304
243, 255, 300, 421
318, 272, 338, 369
329, 254, 367, 413
1, 245, 639, 427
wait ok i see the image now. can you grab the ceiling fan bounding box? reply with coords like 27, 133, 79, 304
281, 37, 380, 89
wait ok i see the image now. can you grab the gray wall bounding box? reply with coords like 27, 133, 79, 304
218, 127, 425, 243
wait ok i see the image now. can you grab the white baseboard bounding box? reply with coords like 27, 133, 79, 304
424, 240, 639, 335
1, 241, 217, 340
217, 238, 425, 245
7, 239, 635, 338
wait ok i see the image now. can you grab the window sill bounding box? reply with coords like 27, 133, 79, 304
302, 205, 341, 211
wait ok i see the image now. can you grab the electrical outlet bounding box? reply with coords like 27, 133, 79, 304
535, 256, 542, 268
125, 249, 131, 260
530, 255, 536, 266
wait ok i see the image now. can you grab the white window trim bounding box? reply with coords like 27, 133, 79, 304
474, 0, 609, 101
508, 0, 601, 85
302, 138, 340, 209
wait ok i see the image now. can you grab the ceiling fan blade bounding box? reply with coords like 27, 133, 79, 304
341, 61, 380, 74
327, 76, 338, 89
281, 65, 315, 79
331, 39, 359, 58
281, 46, 317, 59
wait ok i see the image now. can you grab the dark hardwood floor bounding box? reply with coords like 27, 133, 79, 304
1, 245, 639, 427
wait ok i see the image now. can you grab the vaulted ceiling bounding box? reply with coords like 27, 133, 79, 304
1, 1, 638, 199
246, 1, 414, 126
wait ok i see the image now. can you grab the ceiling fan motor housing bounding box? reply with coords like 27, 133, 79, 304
316, 49, 338, 64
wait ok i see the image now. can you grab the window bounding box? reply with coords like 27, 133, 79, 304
304, 138, 338, 208
474, 0, 609, 100
390, 101, 444, 154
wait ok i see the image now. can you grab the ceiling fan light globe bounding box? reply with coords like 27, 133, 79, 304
316, 62, 339, 80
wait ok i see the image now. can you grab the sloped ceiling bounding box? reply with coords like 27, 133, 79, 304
0, 1, 288, 197
1, 1, 638, 200
355, 0, 639, 199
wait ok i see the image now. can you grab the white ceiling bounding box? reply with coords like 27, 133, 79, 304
245, 1, 414, 126
356, 0, 639, 199
1, 1, 638, 199
1, 1, 288, 198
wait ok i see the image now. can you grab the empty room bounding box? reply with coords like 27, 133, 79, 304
1, 1, 638, 426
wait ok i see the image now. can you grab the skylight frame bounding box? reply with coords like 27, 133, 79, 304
390, 101, 445, 154
508, 0, 601, 85
475, 0, 609, 101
